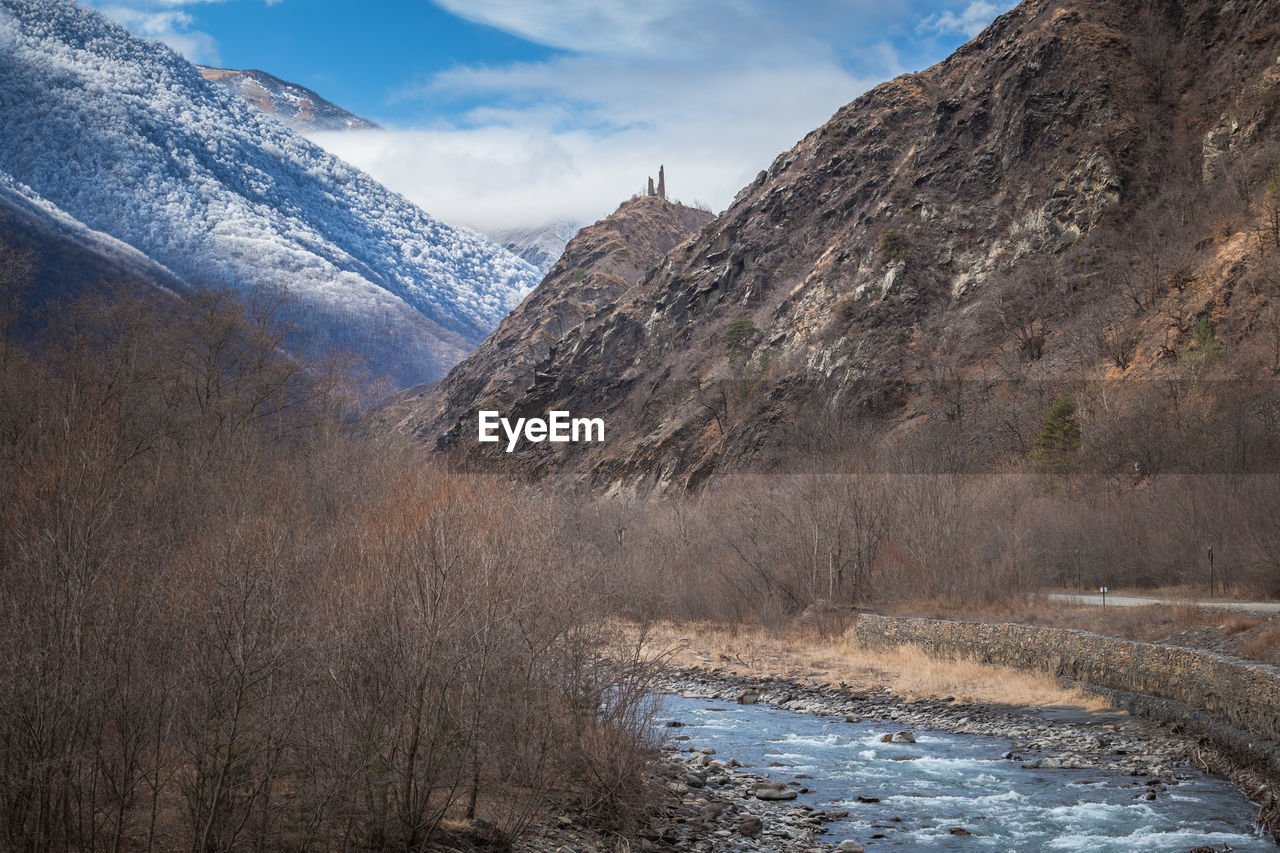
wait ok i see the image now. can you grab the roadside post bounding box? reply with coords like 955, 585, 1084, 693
1100, 586, 1107, 606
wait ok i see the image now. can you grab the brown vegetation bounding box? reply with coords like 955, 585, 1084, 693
627, 621, 1107, 710
574, 467, 1280, 627
0, 272, 661, 851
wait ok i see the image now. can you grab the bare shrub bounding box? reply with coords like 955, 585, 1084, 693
0, 281, 665, 850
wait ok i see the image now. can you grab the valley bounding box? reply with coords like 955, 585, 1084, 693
3, 0, 1280, 850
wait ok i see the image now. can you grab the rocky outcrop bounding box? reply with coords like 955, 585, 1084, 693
392, 195, 712, 456
197, 67, 379, 131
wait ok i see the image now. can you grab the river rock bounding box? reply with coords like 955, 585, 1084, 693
837, 841, 865, 852
754, 782, 799, 801
737, 816, 763, 838
738, 689, 760, 704
881, 731, 916, 743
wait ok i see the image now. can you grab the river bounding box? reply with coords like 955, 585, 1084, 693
659, 694, 1273, 851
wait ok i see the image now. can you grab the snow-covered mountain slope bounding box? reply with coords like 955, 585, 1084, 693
489, 221, 581, 278
0, 0, 540, 384
0, 172, 187, 303
198, 67, 379, 132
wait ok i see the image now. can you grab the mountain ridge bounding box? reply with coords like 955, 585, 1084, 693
0, 0, 539, 385
197, 66, 380, 132
490, 220, 581, 277
402, 0, 1280, 489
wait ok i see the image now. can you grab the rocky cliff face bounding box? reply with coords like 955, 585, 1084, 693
394, 194, 712, 446
403, 0, 1280, 490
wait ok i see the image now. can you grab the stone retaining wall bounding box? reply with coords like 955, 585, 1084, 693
851, 614, 1280, 779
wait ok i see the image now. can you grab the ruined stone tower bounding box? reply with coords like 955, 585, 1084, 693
645, 166, 668, 200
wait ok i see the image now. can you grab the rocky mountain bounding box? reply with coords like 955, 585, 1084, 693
0, 0, 539, 386
404, 0, 1280, 490
197, 67, 379, 132
489, 221, 581, 277
394, 194, 712, 443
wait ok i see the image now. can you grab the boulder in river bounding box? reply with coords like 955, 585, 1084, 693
754, 781, 799, 801
880, 731, 916, 744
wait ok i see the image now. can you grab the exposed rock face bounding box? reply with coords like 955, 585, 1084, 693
394, 195, 712, 446
197, 67, 379, 131
403, 0, 1280, 489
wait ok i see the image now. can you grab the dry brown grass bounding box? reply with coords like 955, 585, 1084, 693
1240, 626, 1280, 662
1214, 612, 1267, 636
628, 620, 1110, 711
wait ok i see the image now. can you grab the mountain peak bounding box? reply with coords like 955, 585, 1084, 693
393, 194, 713, 449
197, 66, 379, 132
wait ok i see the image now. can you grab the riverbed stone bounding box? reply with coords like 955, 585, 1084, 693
754, 782, 799, 801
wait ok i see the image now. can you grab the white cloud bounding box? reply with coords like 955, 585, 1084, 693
313, 56, 883, 234
429, 0, 686, 57
431, 0, 911, 64
919, 1, 1003, 39
309, 1, 914, 235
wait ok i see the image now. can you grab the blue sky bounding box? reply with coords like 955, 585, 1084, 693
89, 0, 1013, 232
